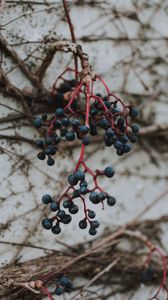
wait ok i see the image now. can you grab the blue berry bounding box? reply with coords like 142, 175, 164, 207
37, 152, 46, 160
107, 196, 116, 206
120, 135, 128, 144
61, 214, 72, 224
80, 181, 87, 187
132, 124, 139, 133
47, 157, 55, 166
82, 136, 90, 145
60, 276, 70, 287
55, 287, 63, 295
57, 210, 65, 218
45, 137, 53, 145
34, 118, 42, 128
106, 128, 115, 138
74, 170, 85, 181
89, 228, 97, 236
98, 192, 106, 201
89, 192, 99, 204
79, 125, 89, 134
90, 220, 100, 228
42, 194, 53, 204
65, 131, 75, 141
99, 118, 109, 129
129, 135, 138, 143
50, 201, 59, 211
123, 143, 132, 153
114, 140, 123, 150
79, 219, 87, 229
53, 120, 62, 129
62, 117, 69, 126
104, 166, 115, 178
42, 218, 52, 230
79, 186, 87, 194
52, 225, 61, 234
90, 126, 97, 136
63, 199, 72, 209
55, 108, 64, 117
88, 210, 96, 219
69, 204, 79, 214
73, 189, 80, 198
68, 174, 78, 186
129, 107, 139, 118
71, 119, 80, 129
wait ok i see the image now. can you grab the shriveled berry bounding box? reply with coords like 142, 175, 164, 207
69, 204, 79, 214
37, 152, 45, 160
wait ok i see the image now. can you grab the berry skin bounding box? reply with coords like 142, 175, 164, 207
42, 194, 53, 204
80, 181, 87, 187
89, 192, 99, 204
71, 119, 80, 129
107, 196, 116, 206
82, 136, 90, 145
90, 220, 100, 228
123, 143, 131, 153
63, 199, 72, 209
99, 118, 109, 129
79, 125, 89, 134
104, 166, 115, 178
106, 128, 115, 138
55, 287, 63, 295
62, 117, 69, 126
57, 210, 65, 218
61, 214, 72, 224
55, 108, 64, 117
114, 140, 123, 150
89, 227, 97, 236
74, 170, 85, 181
60, 276, 70, 287
79, 186, 87, 194
37, 152, 46, 160
52, 225, 61, 234
50, 201, 59, 211
129, 107, 139, 118
68, 174, 78, 186
69, 204, 79, 214
88, 210, 96, 219
98, 192, 106, 201
65, 131, 75, 141
42, 218, 52, 230
47, 157, 55, 166
79, 219, 87, 229
73, 189, 80, 198
120, 135, 128, 144
131, 124, 139, 133
34, 118, 42, 128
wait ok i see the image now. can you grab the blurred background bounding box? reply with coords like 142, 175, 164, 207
0, 1, 168, 299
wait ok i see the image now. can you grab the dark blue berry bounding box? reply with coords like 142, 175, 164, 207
107, 196, 116, 206
65, 131, 75, 141
114, 140, 123, 150
42, 218, 52, 230
73, 189, 80, 198
55, 287, 63, 295
69, 204, 79, 214
90, 126, 97, 136
106, 128, 115, 138
123, 143, 131, 153
53, 120, 62, 129
79, 125, 89, 134
60, 276, 70, 287
120, 135, 128, 144
88, 210, 96, 219
90, 220, 100, 228
116, 148, 124, 156
63, 199, 72, 209
52, 225, 61, 234
50, 201, 59, 211
71, 119, 80, 129
80, 181, 87, 187
89, 192, 99, 204
82, 136, 90, 145
68, 174, 78, 186
62, 117, 69, 126
104, 166, 115, 178
57, 210, 65, 218
34, 118, 42, 128
42, 194, 53, 204
55, 108, 64, 117
61, 214, 72, 224
45, 137, 53, 145
79, 219, 87, 229
37, 152, 46, 160
99, 118, 109, 129
80, 186, 87, 194
129, 107, 139, 118
98, 192, 106, 201
47, 157, 55, 166
74, 170, 85, 181
132, 124, 139, 133
89, 228, 97, 236
129, 135, 138, 143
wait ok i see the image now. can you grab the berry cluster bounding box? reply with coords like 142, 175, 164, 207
54, 274, 73, 296
41, 166, 116, 236
35, 69, 139, 236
